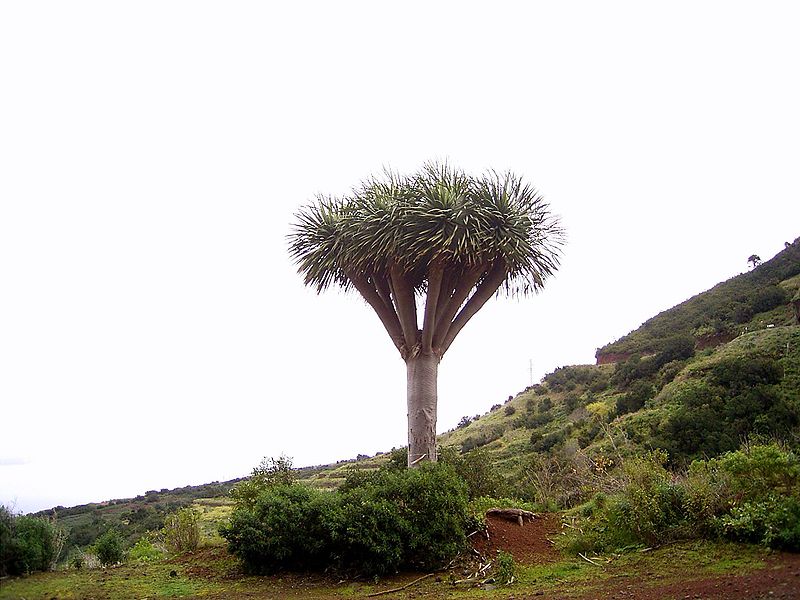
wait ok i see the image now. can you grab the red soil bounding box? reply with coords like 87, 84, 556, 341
470, 514, 800, 600
471, 512, 562, 564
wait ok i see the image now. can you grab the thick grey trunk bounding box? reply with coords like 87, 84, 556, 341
406, 352, 439, 467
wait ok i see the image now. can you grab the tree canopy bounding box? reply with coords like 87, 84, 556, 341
289, 162, 564, 362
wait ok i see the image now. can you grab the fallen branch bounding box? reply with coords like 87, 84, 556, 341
367, 573, 434, 597
578, 552, 602, 566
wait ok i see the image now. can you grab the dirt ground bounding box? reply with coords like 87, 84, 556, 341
471, 512, 562, 564
552, 553, 800, 600
472, 513, 800, 600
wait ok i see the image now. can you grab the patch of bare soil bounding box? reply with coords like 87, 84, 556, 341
471, 512, 562, 564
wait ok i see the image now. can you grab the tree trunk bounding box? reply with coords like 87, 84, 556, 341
406, 351, 439, 466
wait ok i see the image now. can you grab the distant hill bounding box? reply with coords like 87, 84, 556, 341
31, 236, 800, 546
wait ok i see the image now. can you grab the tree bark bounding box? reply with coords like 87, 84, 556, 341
406, 351, 439, 466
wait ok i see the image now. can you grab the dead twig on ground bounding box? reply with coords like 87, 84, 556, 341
578, 552, 602, 566
367, 573, 434, 597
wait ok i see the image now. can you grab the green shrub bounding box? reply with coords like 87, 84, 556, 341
660, 358, 797, 463
495, 550, 516, 584
561, 451, 686, 552
718, 496, 800, 550
566, 443, 800, 555
94, 529, 124, 566
460, 423, 505, 452
341, 464, 467, 574
0, 509, 66, 576
128, 533, 163, 562
163, 507, 200, 553
221, 484, 341, 574
751, 285, 789, 314
616, 380, 653, 415
0, 506, 17, 577
221, 463, 469, 576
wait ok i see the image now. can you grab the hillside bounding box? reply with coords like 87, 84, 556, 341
597, 237, 800, 361
29, 238, 800, 542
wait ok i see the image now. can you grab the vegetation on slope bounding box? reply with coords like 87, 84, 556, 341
597, 237, 800, 360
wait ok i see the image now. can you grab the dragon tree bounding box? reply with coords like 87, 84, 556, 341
289, 163, 563, 466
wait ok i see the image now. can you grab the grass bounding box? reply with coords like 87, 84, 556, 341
0, 562, 209, 599
0, 538, 777, 600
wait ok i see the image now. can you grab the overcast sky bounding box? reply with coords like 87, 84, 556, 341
2, 1, 799, 514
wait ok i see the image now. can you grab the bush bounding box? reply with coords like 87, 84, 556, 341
0, 506, 16, 577
128, 533, 163, 562
751, 285, 789, 314
660, 357, 797, 463
163, 507, 200, 553
221, 463, 469, 576
460, 423, 505, 452
494, 550, 516, 585
561, 451, 686, 552
616, 381, 653, 415
347, 464, 468, 572
0, 508, 66, 576
718, 496, 800, 550
94, 529, 124, 566
220, 484, 340, 574
565, 443, 800, 555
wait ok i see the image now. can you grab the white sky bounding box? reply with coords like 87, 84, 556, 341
2, 1, 799, 514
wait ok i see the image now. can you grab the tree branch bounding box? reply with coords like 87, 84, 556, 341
373, 272, 394, 313
440, 262, 508, 355
421, 261, 444, 353
348, 271, 408, 358
432, 265, 486, 351
390, 263, 419, 354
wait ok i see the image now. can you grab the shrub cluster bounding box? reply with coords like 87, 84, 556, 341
220, 462, 469, 576
0, 507, 66, 576
660, 357, 797, 462
94, 529, 125, 566
163, 507, 200, 553
544, 365, 609, 394
562, 443, 800, 553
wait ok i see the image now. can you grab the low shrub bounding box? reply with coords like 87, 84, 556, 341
0, 507, 66, 576
94, 529, 124, 566
128, 533, 164, 562
163, 507, 200, 553
221, 484, 340, 574
718, 496, 800, 550
562, 443, 800, 554
439, 446, 506, 500
221, 463, 469, 576
494, 550, 516, 584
